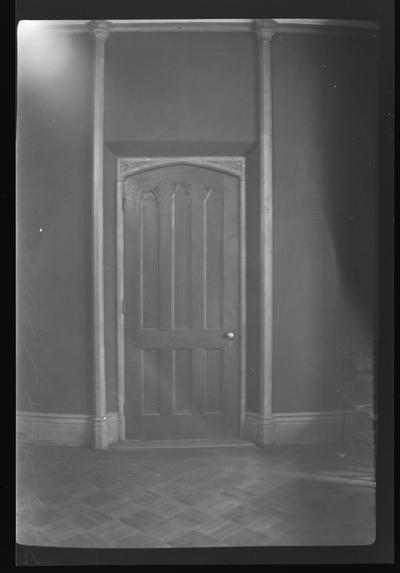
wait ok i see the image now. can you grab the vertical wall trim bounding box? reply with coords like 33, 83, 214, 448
239, 173, 247, 437
255, 19, 276, 446
116, 180, 126, 441
88, 20, 111, 449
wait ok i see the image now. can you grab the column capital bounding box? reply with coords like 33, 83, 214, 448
87, 20, 111, 41
254, 19, 276, 41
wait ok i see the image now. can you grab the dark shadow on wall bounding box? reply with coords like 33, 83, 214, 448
271, 33, 379, 413
310, 34, 379, 406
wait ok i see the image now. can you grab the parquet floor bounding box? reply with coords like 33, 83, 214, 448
16, 442, 375, 548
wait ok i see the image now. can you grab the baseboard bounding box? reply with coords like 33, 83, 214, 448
16, 410, 342, 448
244, 410, 343, 446
273, 410, 343, 445
16, 411, 120, 447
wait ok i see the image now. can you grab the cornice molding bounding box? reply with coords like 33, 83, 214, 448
27, 19, 380, 36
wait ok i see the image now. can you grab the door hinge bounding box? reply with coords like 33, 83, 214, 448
122, 299, 126, 315
123, 403, 126, 416
122, 194, 126, 211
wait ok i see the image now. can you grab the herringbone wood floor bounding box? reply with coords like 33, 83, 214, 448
16, 442, 375, 548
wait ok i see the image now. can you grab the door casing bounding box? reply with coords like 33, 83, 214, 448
116, 156, 246, 441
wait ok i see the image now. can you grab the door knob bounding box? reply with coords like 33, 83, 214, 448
225, 332, 235, 340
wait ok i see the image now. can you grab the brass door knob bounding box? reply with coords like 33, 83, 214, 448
225, 332, 235, 340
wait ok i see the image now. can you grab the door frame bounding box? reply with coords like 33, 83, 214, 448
116, 156, 246, 442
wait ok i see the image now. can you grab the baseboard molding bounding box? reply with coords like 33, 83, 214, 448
273, 410, 343, 446
16, 411, 120, 447
16, 410, 343, 448
244, 410, 343, 446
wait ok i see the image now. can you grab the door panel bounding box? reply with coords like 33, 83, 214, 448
172, 186, 191, 329
172, 348, 192, 413
205, 348, 223, 413
124, 164, 240, 439
141, 191, 159, 329
141, 349, 160, 414
204, 188, 223, 329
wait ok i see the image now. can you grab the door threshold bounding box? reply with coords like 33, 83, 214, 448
110, 438, 256, 450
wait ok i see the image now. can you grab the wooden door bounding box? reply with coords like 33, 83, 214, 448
124, 164, 240, 439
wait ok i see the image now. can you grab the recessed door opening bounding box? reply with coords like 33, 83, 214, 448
117, 159, 246, 442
